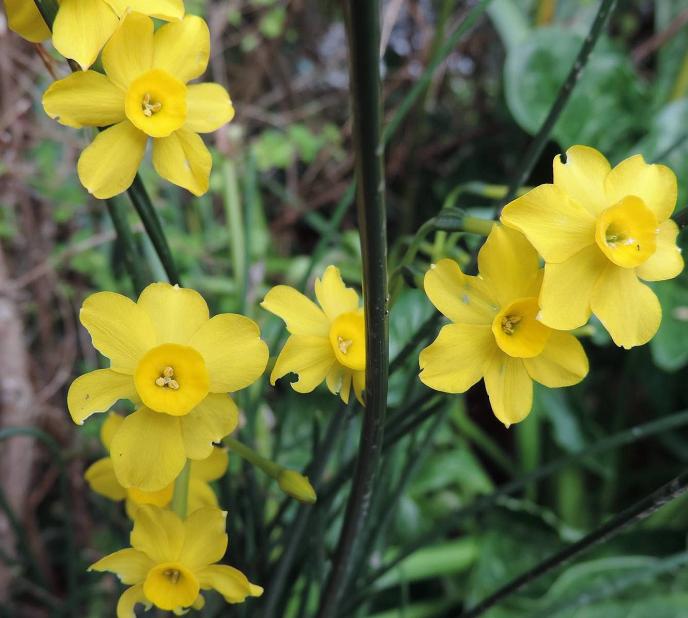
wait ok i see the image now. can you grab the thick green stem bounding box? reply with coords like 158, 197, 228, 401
105, 198, 147, 295
316, 2, 388, 615
500, 0, 618, 209
127, 177, 181, 285
171, 460, 191, 519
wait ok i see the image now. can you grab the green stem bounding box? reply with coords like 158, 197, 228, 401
316, 2, 388, 615
459, 470, 688, 618
500, 0, 618, 208
222, 160, 247, 312
225, 437, 281, 478
128, 176, 181, 285
171, 460, 191, 519
105, 198, 147, 295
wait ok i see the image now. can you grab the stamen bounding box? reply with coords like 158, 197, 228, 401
163, 568, 181, 584
501, 314, 522, 335
337, 336, 353, 354
142, 93, 162, 117
155, 366, 179, 389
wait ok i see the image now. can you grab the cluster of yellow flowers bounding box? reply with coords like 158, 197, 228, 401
7, 2, 685, 614
421, 146, 683, 425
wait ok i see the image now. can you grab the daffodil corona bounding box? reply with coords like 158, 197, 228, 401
85, 413, 229, 518
90, 505, 262, 616
67, 282, 268, 491
262, 265, 366, 404
43, 13, 234, 198
420, 225, 589, 427
501, 145, 684, 349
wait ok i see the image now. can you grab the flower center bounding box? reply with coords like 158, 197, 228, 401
142, 93, 162, 117
124, 68, 187, 138
329, 311, 366, 371
134, 343, 209, 416
492, 297, 550, 358
594, 196, 658, 268
143, 561, 199, 611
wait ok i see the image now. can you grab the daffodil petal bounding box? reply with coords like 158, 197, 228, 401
604, 154, 677, 222
523, 332, 588, 388
314, 266, 360, 321
185, 84, 235, 133
110, 408, 186, 492
78, 121, 148, 199
179, 507, 228, 571
85, 457, 127, 501
52, 0, 119, 70
137, 282, 209, 344
67, 370, 136, 425
187, 478, 219, 512
501, 184, 596, 263
105, 0, 184, 20
636, 219, 684, 282
130, 504, 185, 563
5, 0, 50, 42
80, 291, 156, 372
102, 11, 154, 91
270, 335, 335, 393
423, 259, 497, 324
325, 364, 344, 395
261, 286, 330, 336
553, 145, 611, 216
116, 584, 151, 618
101, 412, 125, 450
152, 129, 211, 196
590, 264, 661, 349
188, 315, 268, 392
419, 323, 495, 393
340, 371, 353, 404
42, 71, 125, 130
484, 354, 532, 427
197, 565, 263, 603
478, 224, 540, 305
153, 16, 210, 83
190, 448, 229, 482
89, 549, 153, 584
353, 370, 365, 405
538, 244, 607, 330
180, 395, 238, 460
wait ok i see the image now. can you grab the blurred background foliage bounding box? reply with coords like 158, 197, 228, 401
1, 0, 688, 616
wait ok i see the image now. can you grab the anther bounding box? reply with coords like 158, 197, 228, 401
337, 336, 353, 354
501, 314, 522, 335
163, 568, 180, 584
155, 366, 179, 389
142, 93, 162, 117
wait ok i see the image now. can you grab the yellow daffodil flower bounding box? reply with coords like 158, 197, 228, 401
43, 12, 234, 199
4, 0, 50, 42
85, 413, 229, 518
51, 0, 184, 70
419, 225, 589, 427
262, 265, 366, 405
501, 145, 684, 349
67, 282, 268, 491
90, 505, 263, 616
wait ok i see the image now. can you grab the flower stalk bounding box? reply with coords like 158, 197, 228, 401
316, 1, 388, 614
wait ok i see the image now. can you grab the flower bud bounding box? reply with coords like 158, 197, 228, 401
277, 469, 317, 504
